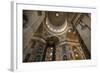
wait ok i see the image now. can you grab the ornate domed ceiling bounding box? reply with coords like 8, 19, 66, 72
44, 12, 68, 35
48, 12, 66, 27
23, 10, 91, 62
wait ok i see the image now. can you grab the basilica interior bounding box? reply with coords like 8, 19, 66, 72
23, 10, 91, 62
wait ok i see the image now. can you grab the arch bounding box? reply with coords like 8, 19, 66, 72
32, 36, 46, 44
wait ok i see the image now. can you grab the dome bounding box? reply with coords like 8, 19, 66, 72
48, 12, 66, 27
